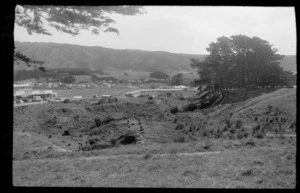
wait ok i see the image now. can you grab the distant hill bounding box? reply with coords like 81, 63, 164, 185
14, 41, 205, 72
14, 41, 296, 72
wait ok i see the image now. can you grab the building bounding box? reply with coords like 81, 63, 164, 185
14, 83, 57, 102
173, 85, 189, 90
123, 88, 184, 98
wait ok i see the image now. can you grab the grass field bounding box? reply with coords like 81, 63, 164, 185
13, 137, 295, 188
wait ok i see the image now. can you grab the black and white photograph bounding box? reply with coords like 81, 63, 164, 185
12, 5, 296, 188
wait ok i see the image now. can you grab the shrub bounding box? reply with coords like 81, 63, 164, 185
175, 123, 185, 130
178, 96, 185, 100
146, 100, 155, 104
182, 103, 197, 112
202, 141, 212, 150
174, 136, 185, 143
173, 117, 178, 123
229, 128, 236, 134
236, 132, 243, 139
241, 169, 254, 176
225, 119, 232, 128
244, 139, 255, 146
148, 96, 153, 100
251, 125, 261, 135
166, 93, 172, 97
228, 133, 235, 140
170, 106, 179, 114
143, 154, 152, 160
63, 99, 71, 103
94, 118, 102, 127
235, 119, 243, 129
254, 132, 265, 139
267, 105, 273, 112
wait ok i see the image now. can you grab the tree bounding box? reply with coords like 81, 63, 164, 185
14, 5, 145, 68
149, 71, 170, 80
190, 35, 285, 92
170, 73, 184, 86
15, 5, 144, 36
14, 51, 46, 71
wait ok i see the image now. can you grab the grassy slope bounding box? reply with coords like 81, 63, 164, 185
14, 41, 296, 72
13, 88, 296, 187
13, 138, 295, 188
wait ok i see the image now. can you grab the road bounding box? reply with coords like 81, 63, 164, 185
13, 151, 221, 163
13, 101, 48, 108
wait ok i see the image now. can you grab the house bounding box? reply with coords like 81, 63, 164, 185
14, 83, 57, 102
173, 85, 189, 91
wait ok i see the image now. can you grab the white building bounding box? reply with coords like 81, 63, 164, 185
14, 83, 57, 102
173, 85, 189, 90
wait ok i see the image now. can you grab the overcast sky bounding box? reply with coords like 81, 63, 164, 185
14, 6, 296, 55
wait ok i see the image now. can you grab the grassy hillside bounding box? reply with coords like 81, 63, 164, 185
13, 88, 296, 187
14, 41, 205, 72
14, 41, 296, 73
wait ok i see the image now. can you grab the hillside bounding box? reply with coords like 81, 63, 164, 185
14, 41, 296, 73
14, 41, 205, 72
13, 88, 296, 187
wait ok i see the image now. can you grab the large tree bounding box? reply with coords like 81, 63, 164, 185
149, 71, 170, 80
170, 73, 184, 86
190, 35, 286, 92
14, 5, 145, 68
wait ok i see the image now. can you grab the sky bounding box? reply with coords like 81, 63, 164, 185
14, 6, 296, 55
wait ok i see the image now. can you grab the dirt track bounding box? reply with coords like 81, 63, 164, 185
13, 151, 221, 163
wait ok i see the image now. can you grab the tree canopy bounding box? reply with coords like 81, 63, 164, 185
15, 5, 144, 36
170, 73, 184, 86
190, 35, 292, 91
149, 71, 170, 80
14, 5, 145, 68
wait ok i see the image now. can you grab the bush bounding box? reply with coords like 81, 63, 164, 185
237, 132, 245, 139
63, 99, 71, 103
146, 100, 155, 104
182, 103, 197, 112
166, 93, 172, 97
149, 71, 170, 80
173, 117, 178, 123
108, 98, 118, 103
178, 96, 185, 100
235, 119, 243, 129
229, 128, 236, 134
94, 118, 102, 127
225, 119, 232, 128
244, 139, 255, 146
174, 136, 185, 143
267, 105, 273, 112
170, 106, 179, 114
254, 132, 265, 139
175, 123, 185, 130
148, 96, 153, 100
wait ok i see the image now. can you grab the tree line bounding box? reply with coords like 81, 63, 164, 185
190, 35, 296, 92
